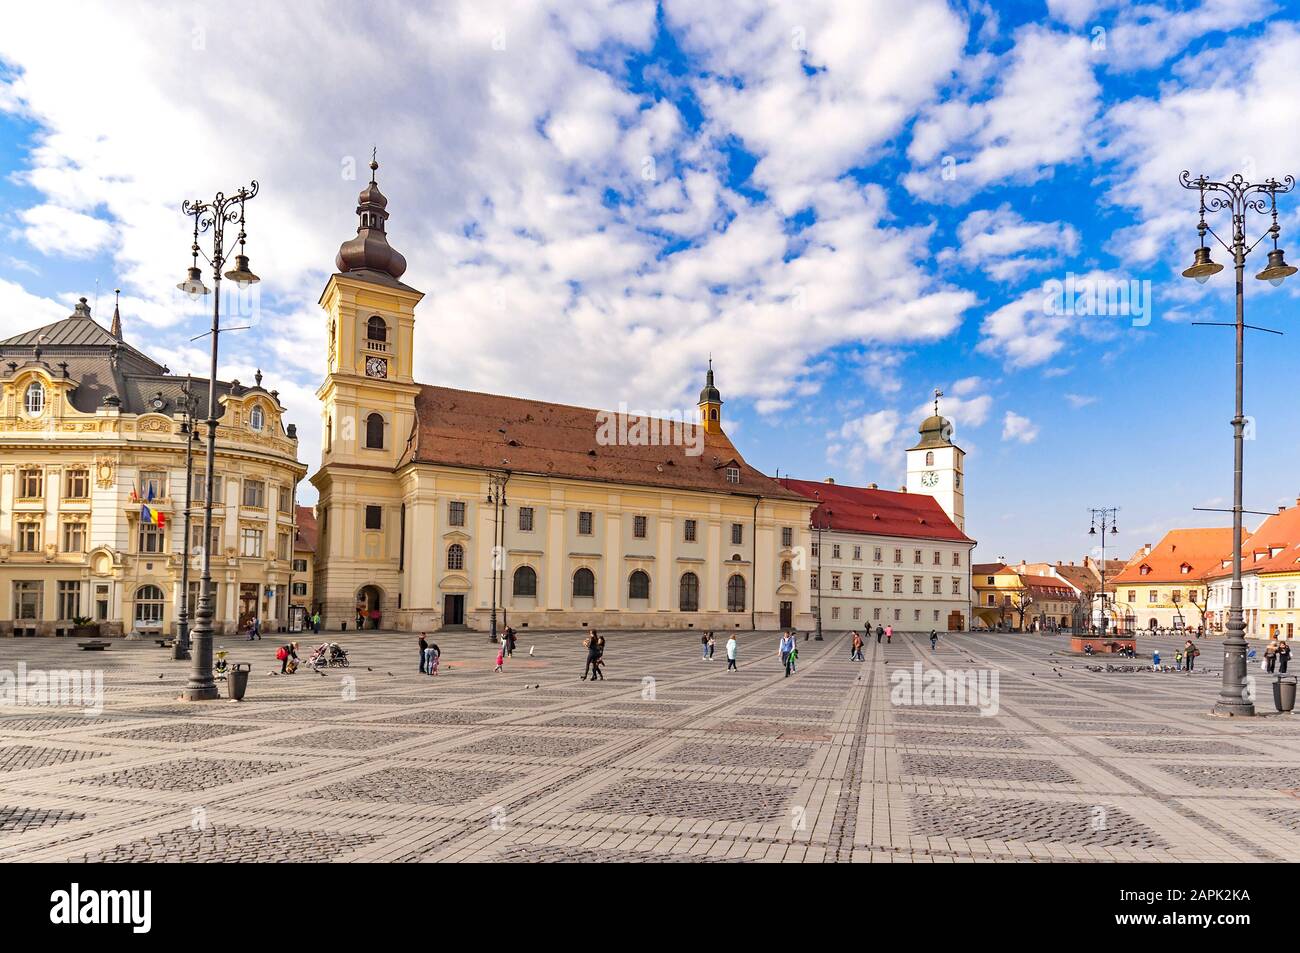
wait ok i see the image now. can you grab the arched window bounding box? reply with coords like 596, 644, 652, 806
367, 315, 387, 342
573, 568, 595, 598
781, 560, 792, 581
365, 412, 384, 449
134, 584, 165, 627
628, 570, 650, 600
679, 572, 699, 612
513, 566, 537, 597
24, 381, 45, 416
925, 451, 934, 466
727, 574, 746, 612
447, 543, 464, 571
249, 405, 264, 432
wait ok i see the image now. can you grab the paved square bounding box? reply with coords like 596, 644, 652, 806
0, 629, 1296, 862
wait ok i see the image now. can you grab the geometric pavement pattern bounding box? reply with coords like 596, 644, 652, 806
0, 627, 1297, 862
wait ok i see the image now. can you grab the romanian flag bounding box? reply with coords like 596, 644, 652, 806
141, 504, 167, 529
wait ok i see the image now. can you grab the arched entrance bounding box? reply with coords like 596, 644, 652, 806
356, 585, 383, 630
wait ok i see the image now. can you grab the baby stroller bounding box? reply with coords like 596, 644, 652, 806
309, 642, 349, 668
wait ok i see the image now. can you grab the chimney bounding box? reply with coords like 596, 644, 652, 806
899, 486, 907, 492
1280, 505, 1287, 513
824, 477, 835, 484
1144, 543, 1152, 556
867, 482, 878, 489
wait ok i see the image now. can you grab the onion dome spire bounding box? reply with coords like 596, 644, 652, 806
335, 149, 408, 280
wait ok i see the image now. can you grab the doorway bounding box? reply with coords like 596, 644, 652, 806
948, 610, 964, 631
443, 594, 465, 627
238, 583, 258, 630
779, 601, 792, 628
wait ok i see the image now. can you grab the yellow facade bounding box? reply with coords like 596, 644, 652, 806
1257, 570, 1300, 640
972, 566, 1027, 629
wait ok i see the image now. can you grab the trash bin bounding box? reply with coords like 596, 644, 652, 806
1273, 675, 1296, 713
228, 662, 251, 701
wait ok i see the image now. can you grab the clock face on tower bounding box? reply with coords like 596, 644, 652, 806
365, 356, 388, 379
921, 471, 939, 488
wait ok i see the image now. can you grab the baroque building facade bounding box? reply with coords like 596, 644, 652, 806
310, 161, 817, 632
0, 298, 306, 636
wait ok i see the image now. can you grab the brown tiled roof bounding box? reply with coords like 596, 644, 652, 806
402, 385, 806, 501
294, 505, 317, 553
972, 562, 1009, 575
1204, 504, 1300, 579
778, 478, 973, 543
1111, 528, 1240, 585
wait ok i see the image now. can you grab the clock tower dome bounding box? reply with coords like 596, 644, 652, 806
905, 389, 965, 531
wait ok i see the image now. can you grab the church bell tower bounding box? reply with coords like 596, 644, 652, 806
905, 388, 965, 531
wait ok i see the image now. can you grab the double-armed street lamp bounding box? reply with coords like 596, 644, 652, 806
1179, 170, 1297, 717
176, 182, 260, 700
1087, 507, 1118, 636
171, 381, 200, 661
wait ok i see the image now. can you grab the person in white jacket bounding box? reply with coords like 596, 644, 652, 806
726, 636, 738, 671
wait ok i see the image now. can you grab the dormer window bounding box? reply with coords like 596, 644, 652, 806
23, 381, 45, 416
1180, 564, 1191, 574
250, 405, 264, 432
1140, 565, 1151, 576
724, 466, 740, 484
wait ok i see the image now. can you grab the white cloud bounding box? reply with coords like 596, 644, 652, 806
0, 278, 69, 339
1064, 392, 1097, 408
827, 408, 903, 480
1103, 0, 1275, 73
19, 204, 115, 257
1001, 410, 1039, 443
945, 204, 1080, 282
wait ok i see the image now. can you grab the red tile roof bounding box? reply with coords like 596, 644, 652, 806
778, 478, 974, 543
295, 505, 317, 554
1204, 504, 1300, 579
402, 385, 806, 501
1111, 528, 1240, 585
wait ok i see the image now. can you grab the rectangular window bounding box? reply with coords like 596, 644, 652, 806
832, 544, 841, 559
192, 472, 224, 504
519, 506, 534, 532
952, 578, 961, 595
914, 609, 922, 622
277, 486, 291, 515
292, 558, 308, 573
633, 515, 647, 539
293, 582, 308, 597
831, 606, 840, 620
952, 552, 960, 567
14, 581, 42, 620
913, 577, 923, 594
95, 583, 109, 621
364, 505, 382, 530
277, 531, 291, 560
852, 574, 862, 592
893, 577, 902, 594
933, 551, 941, 565
810, 571, 819, 589
64, 468, 90, 500
137, 522, 167, 554
731, 523, 743, 545
933, 578, 942, 595
18, 468, 42, 499
449, 501, 466, 527
894, 608, 901, 621
17, 520, 42, 553
874, 547, 882, 562
873, 607, 881, 620
853, 545, 861, 560
1290, 591, 1297, 610
61, 520, 86, 553
914, 549, 922, 564
242, 479, 266, 508
831, 573, 841, 591
852, 607, 861, 620
57, 580, 81, 620
684, 519, 697, 542
578, 511, 593, 535
191, 521, 222, 557
1148, 590, 1158, 603
811, 541, 819, 558
873, 575, 882, 593
724, 466, 740, 484
782, 527, 793, 547
240, 527, 264, 557
140, 469, 167, 499
894, 548, 902, 563
1270, 590, 1278, 610
1128, 590, 1136, 603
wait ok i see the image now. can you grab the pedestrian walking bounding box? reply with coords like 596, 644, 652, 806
593, 634, 607, 680
494, 645, 505, 673
726, 635, 738, 671
1278, 639, 1291, 675
418, 633, 429, 673
885, 624, 893, 644
1183, 640, 1199, 674
701, 632, 710, 660
875, 624, 883, 644
582, 631, 600, 680
788, 641, 799, 674
1174, 649, 1183, 671
1266, 639, 1279, 674
708, 633, 716, 660
929, 629, 938, 651
355, 609, 365, 631
779, 631, 791, 675
429, 642, 441, 675
1152, 649, 1161, 670
311, 611, 321, 635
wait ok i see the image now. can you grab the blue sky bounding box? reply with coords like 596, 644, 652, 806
3, 0, 1300, 564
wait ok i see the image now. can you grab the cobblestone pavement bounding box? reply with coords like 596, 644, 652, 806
0, 629, 1295, 863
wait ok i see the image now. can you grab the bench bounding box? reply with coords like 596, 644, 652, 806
78, 640, 112, 651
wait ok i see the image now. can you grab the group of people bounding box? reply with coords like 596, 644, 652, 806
1263, 638, 1292, 674
417, 633, 442, 675
1150, 640, 1200, 672
581, 631, 607, 680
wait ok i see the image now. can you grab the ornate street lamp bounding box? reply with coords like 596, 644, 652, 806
486, 472, 509, 643
177, 181, 259, 700
1087, 507, 1118, 636
1179, 170, 1296, 717
172, 381, 200, 660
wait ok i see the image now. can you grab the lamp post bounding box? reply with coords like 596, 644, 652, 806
172, 381, 200, 661
1179, 170, 1297, 717
486, 472, 508, 643
177, 182, 260, 700
812, 510, 830, 641
1088, 507, 1118, 636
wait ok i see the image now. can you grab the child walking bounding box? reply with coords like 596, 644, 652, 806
494, 645, 505, 673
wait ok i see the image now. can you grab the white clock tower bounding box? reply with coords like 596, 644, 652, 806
905, 389, 965, 532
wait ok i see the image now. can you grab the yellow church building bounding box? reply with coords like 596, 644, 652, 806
310, 160, 817, 632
